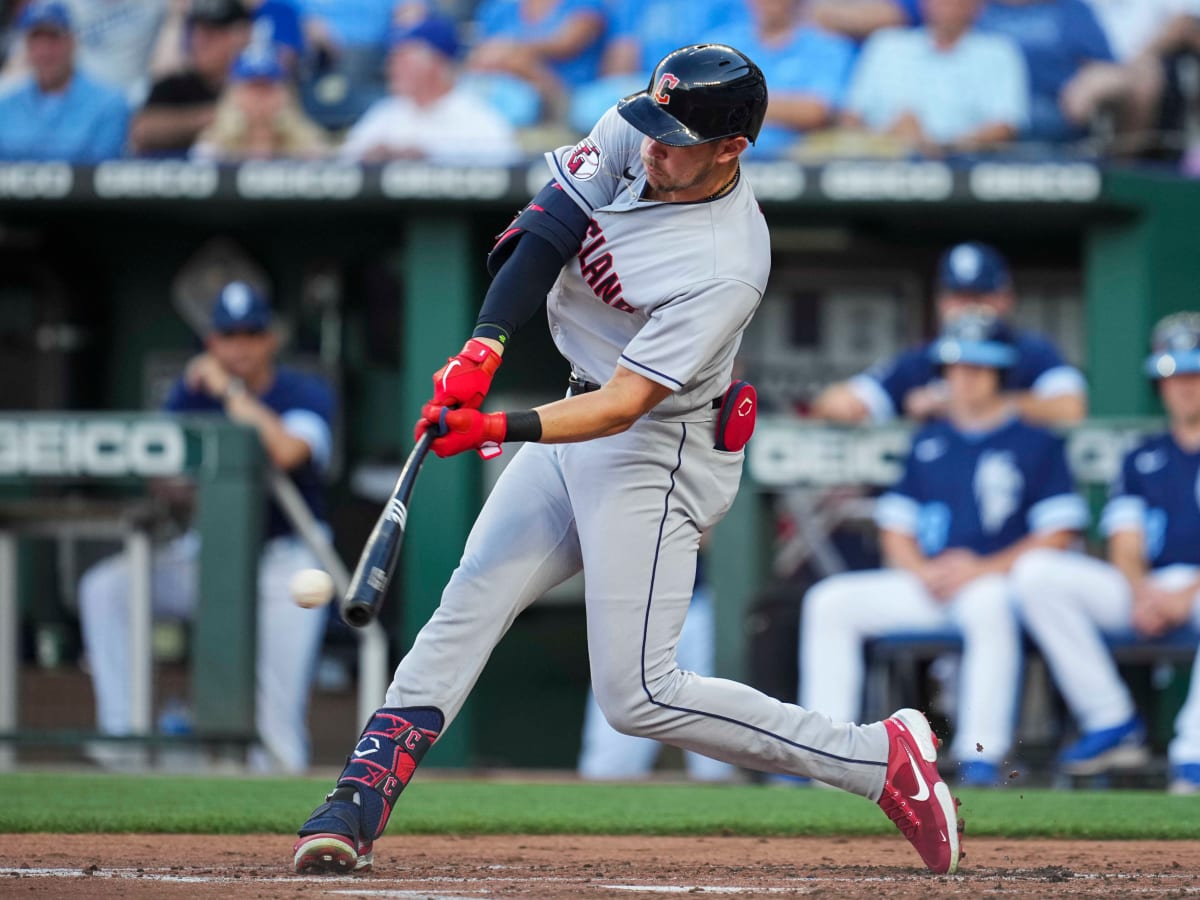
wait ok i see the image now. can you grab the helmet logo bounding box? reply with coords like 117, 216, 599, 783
653, 73, 680, 105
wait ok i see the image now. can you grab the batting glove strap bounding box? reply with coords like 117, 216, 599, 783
328, 707, 443, 842
418, 405, 508, 459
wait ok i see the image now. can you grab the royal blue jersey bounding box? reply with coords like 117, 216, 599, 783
849, 329, 1085, 423
165, 367, 335, 539
1101, 433, 1200, 569
876, 417, 1088, 556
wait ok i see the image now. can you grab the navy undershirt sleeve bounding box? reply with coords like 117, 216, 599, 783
473, 234, 566, 344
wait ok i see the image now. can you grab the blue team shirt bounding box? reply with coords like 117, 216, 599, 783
877, 417, 1088, 556
1102, 434, 1200, 569
255, 0, 305, 54
975, 0, 1113, 141
297, 0, 393, 48
609, 0, 743, 77
711, 21, 856, 158
0, 71, 128, 162
165, 368, 335, 539
850, 329, 1083, 423
474, 0, 608, 86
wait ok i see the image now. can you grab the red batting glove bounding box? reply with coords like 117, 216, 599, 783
431, 339, 502, 410
415, 404, 507, 459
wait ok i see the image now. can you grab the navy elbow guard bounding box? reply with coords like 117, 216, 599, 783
487, 180, 591, 277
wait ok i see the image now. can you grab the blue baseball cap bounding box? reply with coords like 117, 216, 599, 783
231, 46, 285, 82
1145, 311, 1200, 379
387, 13, 460, 59
20, 1, 72, 33
937, 242, 1010, 294
930, 310, 1018, 369
211, 282, 272, 334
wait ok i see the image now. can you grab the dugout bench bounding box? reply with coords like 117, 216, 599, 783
708, 417, 1199, 778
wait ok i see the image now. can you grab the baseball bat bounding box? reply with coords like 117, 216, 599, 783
340, 428, 436, 627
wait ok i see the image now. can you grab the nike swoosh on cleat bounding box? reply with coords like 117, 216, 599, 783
903, 743, 931, 801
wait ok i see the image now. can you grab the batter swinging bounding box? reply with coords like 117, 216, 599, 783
294, 43, 961, 876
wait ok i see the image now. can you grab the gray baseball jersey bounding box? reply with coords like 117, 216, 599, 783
380, 106, 893, 798
545, 108, 770, 418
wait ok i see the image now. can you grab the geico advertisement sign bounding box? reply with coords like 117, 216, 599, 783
0, 420, 186, 477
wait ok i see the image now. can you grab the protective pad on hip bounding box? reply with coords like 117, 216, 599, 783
715, 380, 757, 452
335, 707, 443, 841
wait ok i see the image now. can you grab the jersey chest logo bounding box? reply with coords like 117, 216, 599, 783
577, 220, 635, 313
974, 450, 1023, 534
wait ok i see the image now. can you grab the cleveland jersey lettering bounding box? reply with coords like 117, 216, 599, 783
578, 220, 634, 313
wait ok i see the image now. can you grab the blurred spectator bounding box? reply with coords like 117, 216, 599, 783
465, 0, 608, 127
295, 0, 394, 129
801, 312, 1089, 787
152, 0, 304, 76
191, 44, 327, 160
811, 241, 1087, 425
0, 1, 130, 162
569, 0, 743, 133
717, 0, 857, 158
840, 0, 1028, 156
340, 13, 520, 164
131, 0, 251, 157
1, 0, 169, 104
1067, 0, 1200, 147
811, 0, 923, 40
974, 0, 1114, 143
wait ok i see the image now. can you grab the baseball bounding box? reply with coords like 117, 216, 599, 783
289, 568, 335, 609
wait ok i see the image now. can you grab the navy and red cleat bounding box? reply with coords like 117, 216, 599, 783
293, 787, 374, 875
293, 832, 373, 875
878, 708, 962, 875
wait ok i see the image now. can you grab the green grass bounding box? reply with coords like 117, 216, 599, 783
3, 774, 1200, 838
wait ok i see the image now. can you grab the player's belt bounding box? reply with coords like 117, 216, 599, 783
567, 375, 721, 408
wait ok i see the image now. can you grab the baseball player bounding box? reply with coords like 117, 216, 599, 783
812, 241, 1088, 426
77, 282, 335, 774
800, 312, 1090, 787
294, 44, 961, 877
1010, 312, 1200, 793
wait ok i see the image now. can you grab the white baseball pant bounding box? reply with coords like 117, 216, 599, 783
800, 568, 1022, 764
1010, 548, 1200, 764
77, 530, 328, 773
578, 583, 736, 781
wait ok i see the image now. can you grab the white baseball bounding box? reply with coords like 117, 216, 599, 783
289, 568, 335, 609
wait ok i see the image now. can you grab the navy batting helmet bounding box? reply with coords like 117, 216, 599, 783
1145, 311, 1200, 379
617, 44, 768, 146
929, 310, 1018, 369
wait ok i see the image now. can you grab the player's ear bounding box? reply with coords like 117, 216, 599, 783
717, 136, 749, 164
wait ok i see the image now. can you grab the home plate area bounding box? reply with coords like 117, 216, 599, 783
3, 835, 1199, 898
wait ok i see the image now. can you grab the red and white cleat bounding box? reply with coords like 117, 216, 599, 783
878, 708, 961, 875
293, 833, 374, 875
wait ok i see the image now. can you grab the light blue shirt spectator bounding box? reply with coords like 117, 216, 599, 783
975, 0, 1113, 141
569, 0, 743, 132
714, 20, 856, 158
845, 26, 1028, 145
0, 69, 128, 162
474, 0, 608, 86
298, 0, 393, 48
610, 0, 744, 77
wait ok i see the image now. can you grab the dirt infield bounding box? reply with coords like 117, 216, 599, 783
3, 834, 1198, 897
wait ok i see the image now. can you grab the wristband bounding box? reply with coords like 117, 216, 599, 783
471, 323, 511, 346
504, 410, 542, 443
